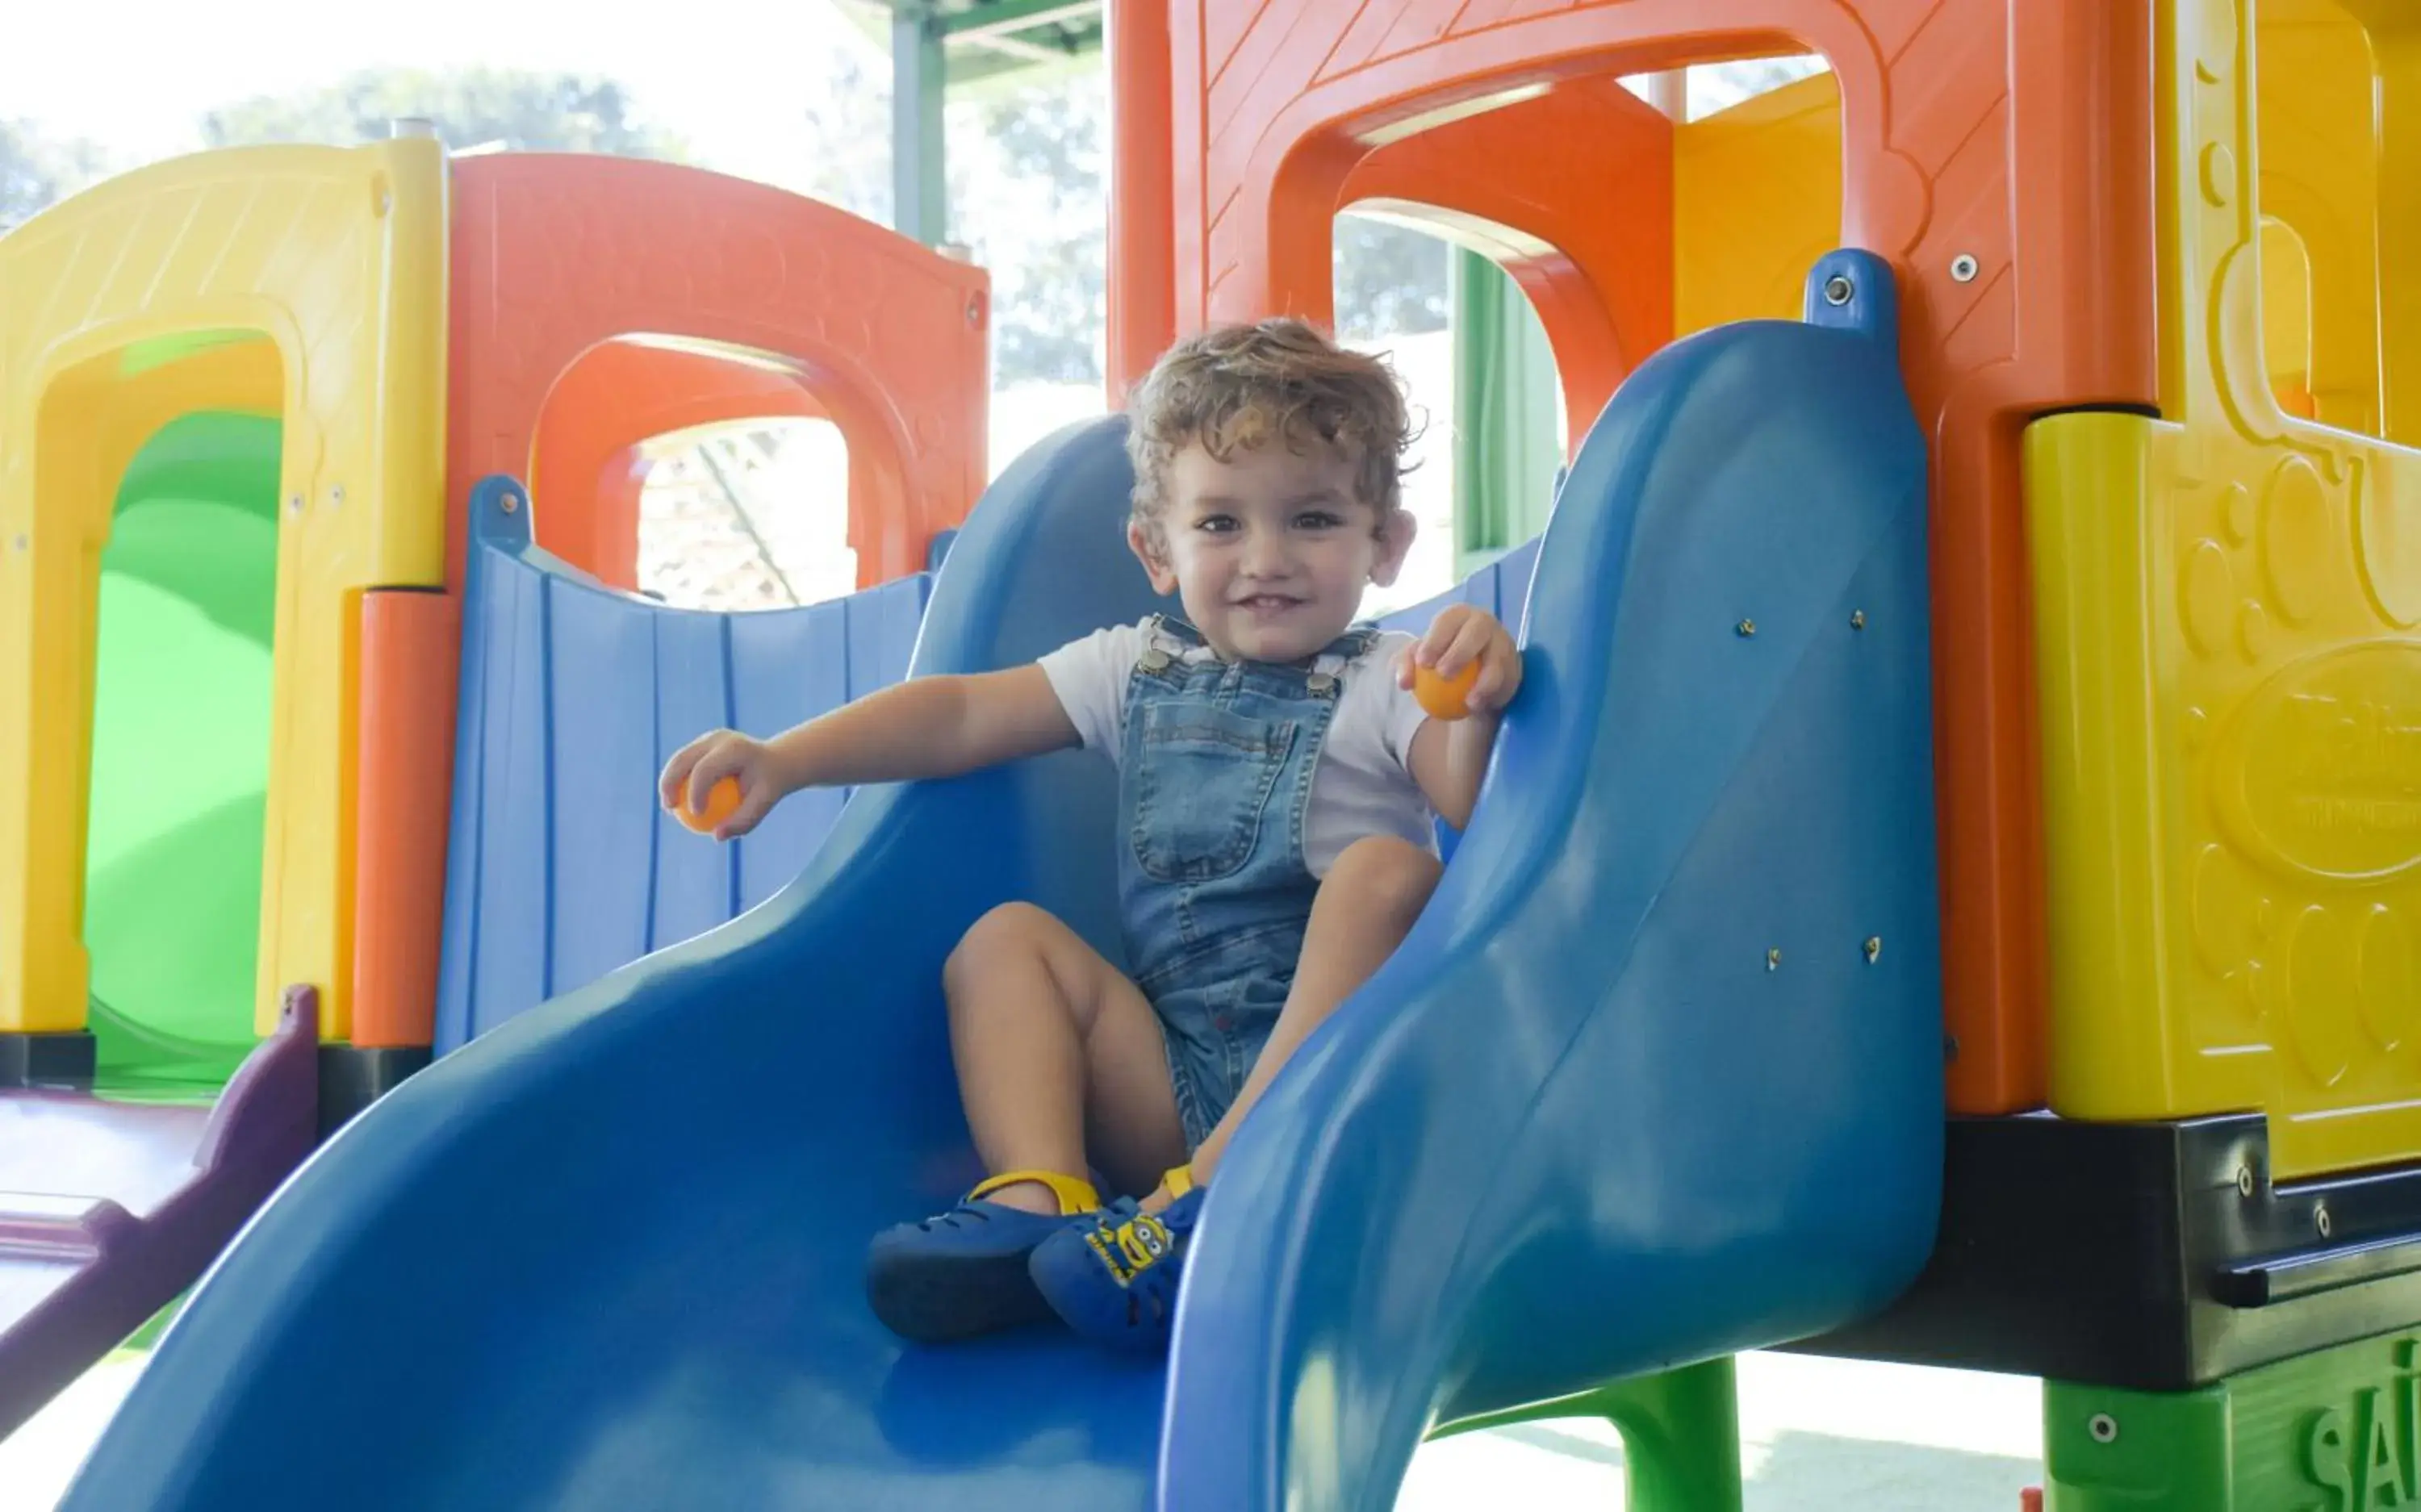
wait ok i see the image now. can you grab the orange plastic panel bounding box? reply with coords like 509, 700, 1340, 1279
528, 340, 826, 591
1341, 77, 1675, 449
445, 153, 990, 596
1146, 0, 2163, 1113
352, 590, 456, 1049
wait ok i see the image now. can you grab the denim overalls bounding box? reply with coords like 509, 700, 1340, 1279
1116, 615, 1380, 1149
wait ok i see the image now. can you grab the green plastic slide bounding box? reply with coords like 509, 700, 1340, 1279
84, 412, 280, 1101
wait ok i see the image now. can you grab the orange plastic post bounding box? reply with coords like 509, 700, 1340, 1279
351, 589, 458, 1049
1145, 0, 2162, 1113
1106, 0, 1178, 407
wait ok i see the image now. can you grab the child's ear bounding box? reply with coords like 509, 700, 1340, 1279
1127, 518, 1181, 595
1368, 507, 1418, 588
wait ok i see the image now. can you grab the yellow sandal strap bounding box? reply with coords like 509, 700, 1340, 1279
1161, 1163, 1198, 1200
968, 1169, 1100, 1216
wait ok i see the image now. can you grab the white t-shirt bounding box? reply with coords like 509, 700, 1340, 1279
1038, 620, 1436, 877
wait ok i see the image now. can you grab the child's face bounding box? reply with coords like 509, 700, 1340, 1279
1130, 436, 1413, 662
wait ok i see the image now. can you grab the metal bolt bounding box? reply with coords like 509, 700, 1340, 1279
1850, 610, 1867, 630
286, 494, 304, 517
1766, 948, 1783, 971
1863, 937, 1883, 963
2316, 1203, 2333, 1239
1951, 253, 1980, 283
328, 486, 345, 508
2236, 1164, 2255, 1198
1822, 274, 1854, 306
1736, 619, 1757, 637
500, 492, 521, 515
2089, 1413, 2118, 1444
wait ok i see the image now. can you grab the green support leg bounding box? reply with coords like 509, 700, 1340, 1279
2046, 1328, 2421, 1510
1448, 248, 1562, 578
1439, 1355, 1744, 1511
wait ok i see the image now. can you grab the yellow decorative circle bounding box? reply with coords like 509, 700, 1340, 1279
2201, 143, 2235, 208
2286, 905, 2358, 1089
2182, 540, 2235, 659
2359, 904, 2416, 1054
2222, 482, 2254, 545
2258, 454, 2334, 626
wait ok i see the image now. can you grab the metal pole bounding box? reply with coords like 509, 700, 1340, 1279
891, 4, 947, 245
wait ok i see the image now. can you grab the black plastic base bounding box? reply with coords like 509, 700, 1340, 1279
1788, 1113, 2421, 1390
317, 1045, 432, 1137
0, 1030, 97, 1088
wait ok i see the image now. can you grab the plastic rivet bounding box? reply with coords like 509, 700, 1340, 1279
1822, 274, 1854, 306
500, 492, 521, 515
1951, 253, 1980, 283
2316, 1203, 2333, 1239
2236, 1164, 2256, 1198
1850, 610, 1867, 630
1736, 619, 1756, 637
1863, 937, 1882, 963
2089, 1413, 2118, 1444
1766, 947, 1783, 971
329, 486, 345, 508
286, 495, 303, 517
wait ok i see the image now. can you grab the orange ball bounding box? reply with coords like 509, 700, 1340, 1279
1413, 660, 1481, 721
677, 775, 742, 834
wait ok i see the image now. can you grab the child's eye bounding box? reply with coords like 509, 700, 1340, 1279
1294, 512, 1345, 531
1194, 515, 1240, 535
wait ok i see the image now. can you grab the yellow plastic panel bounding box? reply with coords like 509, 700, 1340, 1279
2030, 0, 2421, 1178
0, 142, 448, 1042
1672, 71, 1842, 338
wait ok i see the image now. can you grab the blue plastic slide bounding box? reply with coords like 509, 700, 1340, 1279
60, 252, 1941, 1511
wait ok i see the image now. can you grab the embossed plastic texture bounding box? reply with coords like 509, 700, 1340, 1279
59, 253, 1939, 1512
2026, 0, 2421, 1179
0, 140, 448, 1045
1144, 0, 2165, 1117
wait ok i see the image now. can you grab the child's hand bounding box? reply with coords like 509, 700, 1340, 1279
658, 729, 787, 841
1398, 604, 1523, 717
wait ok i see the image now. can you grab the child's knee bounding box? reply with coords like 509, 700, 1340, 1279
946, 901, 1057, 996
1324, 836, 1444, 926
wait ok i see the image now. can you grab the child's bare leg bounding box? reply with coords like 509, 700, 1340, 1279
944, 903, 1191, 1213
1178, 836, 1442, 1194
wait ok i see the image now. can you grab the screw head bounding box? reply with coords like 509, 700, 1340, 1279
1736, 619, 1757, 637
1850, 610, 1867, 630
2089, 1412, 2118, 1443
2237, 1164, 2256, 1197
1822, 274, 1854, 306
1863, 937, 1883, 963
328, 486, 345, 507
1766, 947, 1783, 971
286, 494, 304, 516
2316, 1203, 2333, 1239
500, 491, 521, 515
1951, 253, 1981, 283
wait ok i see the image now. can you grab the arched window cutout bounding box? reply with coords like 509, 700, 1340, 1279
636, 418, 855, 612
2253, 0, 2411, 441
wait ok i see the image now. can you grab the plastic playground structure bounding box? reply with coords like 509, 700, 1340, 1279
1, 1, 2417, 1508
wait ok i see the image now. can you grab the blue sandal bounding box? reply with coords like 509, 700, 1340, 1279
865, 1169, 1100, 1343
1029, 1164, 1206, 1352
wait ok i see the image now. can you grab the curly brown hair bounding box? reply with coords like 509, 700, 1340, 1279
1125, 317, 1414, 541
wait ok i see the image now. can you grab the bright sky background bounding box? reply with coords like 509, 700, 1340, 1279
3, 0, 872, 191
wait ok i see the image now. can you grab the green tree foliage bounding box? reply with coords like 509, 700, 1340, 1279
0, 117, 109, 232
200, 69, 686, 160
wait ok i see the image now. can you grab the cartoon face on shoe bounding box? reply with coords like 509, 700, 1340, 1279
1130, 439, 1415, 664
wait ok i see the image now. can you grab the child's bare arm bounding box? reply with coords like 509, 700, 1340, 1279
1399, 605, 1523, 830
659, 666, 1078, 839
